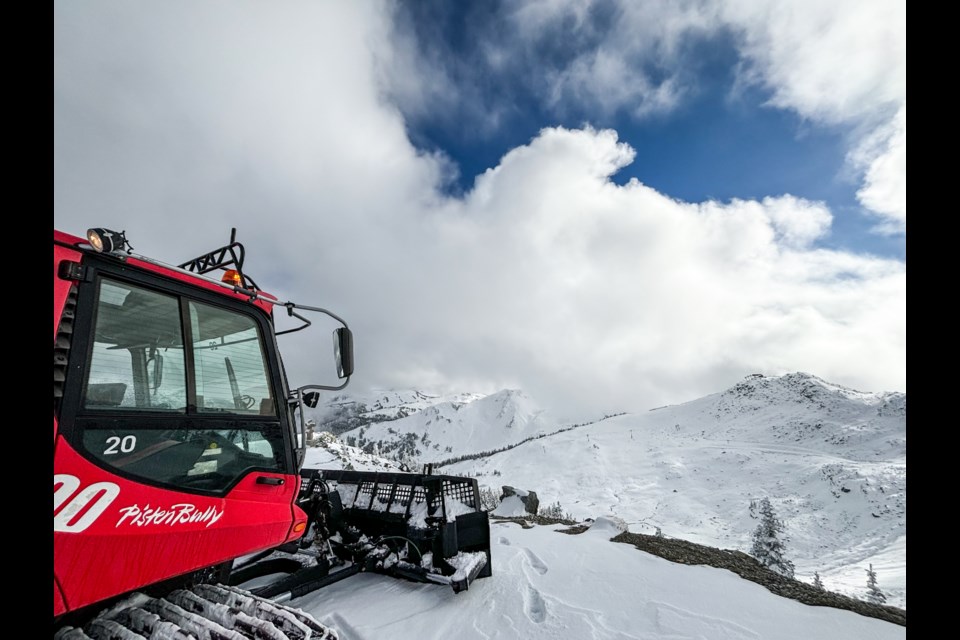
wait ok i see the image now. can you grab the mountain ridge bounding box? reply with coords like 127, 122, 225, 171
310, 372, 906, 607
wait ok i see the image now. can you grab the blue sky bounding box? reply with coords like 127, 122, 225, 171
54, 1, 905, 418
391, 1, 903, 259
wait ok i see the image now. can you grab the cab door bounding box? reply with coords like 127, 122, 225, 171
54, 262, 300, 614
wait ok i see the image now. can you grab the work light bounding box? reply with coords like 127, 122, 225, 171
86, 228, 128, 253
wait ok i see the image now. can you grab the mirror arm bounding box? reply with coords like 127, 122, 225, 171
251, 297, 350, 336
296, 380, 351, 394
270, 301, 353, 390
283, 302, 350, 329
275, 304, 312, 336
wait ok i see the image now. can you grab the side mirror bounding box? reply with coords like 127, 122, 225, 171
334, 327, 354, 379
303, 391, 321, 408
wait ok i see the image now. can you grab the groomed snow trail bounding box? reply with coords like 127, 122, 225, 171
289, 522, 904, 640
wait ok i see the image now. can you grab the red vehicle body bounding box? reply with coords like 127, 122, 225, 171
53, 228, 348, 621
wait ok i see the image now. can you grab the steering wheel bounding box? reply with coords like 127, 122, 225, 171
233, 393, 257, 410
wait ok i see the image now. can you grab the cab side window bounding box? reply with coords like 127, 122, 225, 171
189, 300, 275, 415
85, 280, 186, 411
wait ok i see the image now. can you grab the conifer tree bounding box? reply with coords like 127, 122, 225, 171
865, 564, 887, 605
813, 571, 824, 590
478, 486, 501, 512
749, 497, 795, 577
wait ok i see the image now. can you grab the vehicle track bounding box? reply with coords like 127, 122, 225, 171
54, 584, 338, 639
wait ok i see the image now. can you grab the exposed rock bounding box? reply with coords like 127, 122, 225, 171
610, 532, 906, 627
501, 486, 539, 515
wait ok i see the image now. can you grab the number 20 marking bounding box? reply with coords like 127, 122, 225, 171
104, 435, 137, 455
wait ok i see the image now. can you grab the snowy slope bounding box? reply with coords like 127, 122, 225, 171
310, 389, 484, 434
302, 432, 407, 472
443, 373, 906, 608
290, 519, 905, 640
334, 389, 562, 464
315, 373, 906, 609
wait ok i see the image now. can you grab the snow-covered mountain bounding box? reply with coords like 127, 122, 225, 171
310, 389, 484, 435
319, 388, 565, 466
310, 372, 906, 608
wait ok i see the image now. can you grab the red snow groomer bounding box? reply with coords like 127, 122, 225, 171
54, 228, 491, 639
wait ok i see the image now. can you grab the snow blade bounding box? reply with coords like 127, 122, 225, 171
306, 469, 491, 587
232, 469, 492, 599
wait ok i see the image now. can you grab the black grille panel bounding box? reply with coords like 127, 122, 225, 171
54, 285, 79, 401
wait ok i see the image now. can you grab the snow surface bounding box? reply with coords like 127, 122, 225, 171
492, 496, 529, 517
287, 520, 904, 640
315, 373, 906, 609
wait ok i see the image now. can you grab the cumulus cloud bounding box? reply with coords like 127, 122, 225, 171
420, 127, 903, 416
758, 195, 832, 248
54, 1, 905, 420
850, 106, 906, 234
719, 0, 906, 232
720, 0, 904, 125
503, 0, 906, 129
380, 0, 907, 232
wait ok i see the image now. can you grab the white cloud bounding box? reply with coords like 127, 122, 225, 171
545, 49, 684, 118
510, 1, 718, 118
758, 195, 832, 248
719, 0, 906, 233
851, 106, 907, 234
500, 0, 905, 130
54, 1, 905, 420
720, 0, 905, 125
379, 0, 907, 233
353, 125, 903, 416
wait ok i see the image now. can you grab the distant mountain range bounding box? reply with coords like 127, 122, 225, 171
307, 372, 906, 608
309, 389, 485, 435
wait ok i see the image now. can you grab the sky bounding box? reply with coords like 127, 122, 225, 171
54, 0, 906, 420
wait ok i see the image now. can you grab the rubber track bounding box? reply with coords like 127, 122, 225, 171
54, 585, 338, 640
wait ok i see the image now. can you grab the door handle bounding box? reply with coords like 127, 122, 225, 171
256, 476, 285, 486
